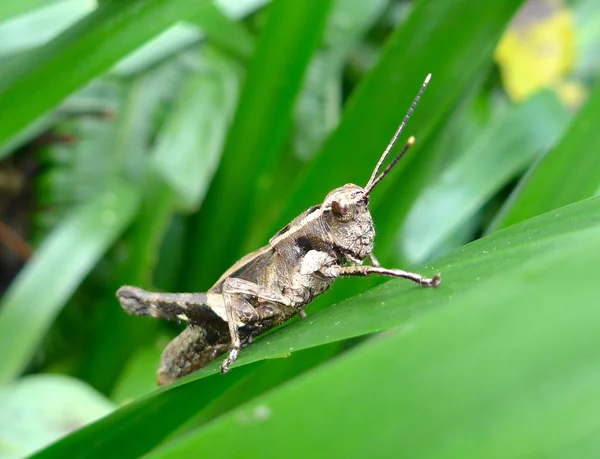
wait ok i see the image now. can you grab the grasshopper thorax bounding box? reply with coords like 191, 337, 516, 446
322, 183, 374, 261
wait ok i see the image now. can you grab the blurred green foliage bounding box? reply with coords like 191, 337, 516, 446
0, 0, 599, 458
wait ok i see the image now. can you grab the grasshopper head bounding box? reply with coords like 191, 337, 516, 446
322, 184, 375, 260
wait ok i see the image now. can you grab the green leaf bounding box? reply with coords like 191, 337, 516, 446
186, 342, 344, 426
110, 341, 165, 404
164, 343, 344, 443
293, 0, 390, 159
109, 24, 202, 77
0, 0, 91, 58
30, 195, 600, 458
0, 0, 61, 23
146, 225, 600, 459
489, 79, 600, 231
112, 0, 265, 75
0, 182, 140, 384
152, 51, 239, 210
186, 2, 255, 60
0, 0, 210, 155
180, 0, 334, 290
30, 365, 259, 459
0, 375, 115, 459
573, 0, 600, 79
34, 79, 124, 232
113, 54, 188, 182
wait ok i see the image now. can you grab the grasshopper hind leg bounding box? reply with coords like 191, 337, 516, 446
116, 286, 216, 324
116, 286, 234, 384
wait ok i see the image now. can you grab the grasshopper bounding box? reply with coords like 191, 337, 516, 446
117, 74, 440, 385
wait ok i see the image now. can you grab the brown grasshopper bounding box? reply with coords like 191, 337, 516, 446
117, 74, 440, 385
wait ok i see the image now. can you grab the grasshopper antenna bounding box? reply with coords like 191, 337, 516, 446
365, 73, 431, 195
366, 135, 416, 194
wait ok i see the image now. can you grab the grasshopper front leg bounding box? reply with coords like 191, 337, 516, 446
322, 264, 441, 287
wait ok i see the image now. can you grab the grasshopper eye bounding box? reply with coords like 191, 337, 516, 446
331, 200, 352, 222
